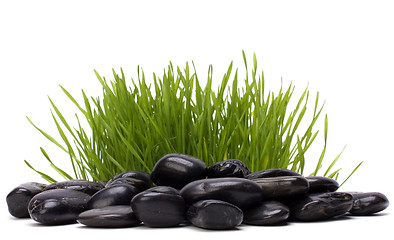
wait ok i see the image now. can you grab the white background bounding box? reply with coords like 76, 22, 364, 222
1, 0, 393, 239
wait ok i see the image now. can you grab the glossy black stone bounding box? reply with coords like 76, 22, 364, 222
6, 182, 47, 218
131, 186, 186, 227
306, 176, 339, 193
243, 201, 290, 225
28, 189, 90, 225
77, 206, 140, 228
187, 200, 243, 230
44, 180, 104, 195
106, 177, 150, 191
150, 153, 208, 189
87, 184, 140, 209
207, 159, 251, 178
252, 176, 309, 199
246, 168, 301, 180
180, 177, 263, 209
348, 192, 389, 215
106, 170, 151, 187
286, 192, 353, 221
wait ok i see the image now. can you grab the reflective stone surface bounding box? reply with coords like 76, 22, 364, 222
348, 192, 389, 215
106, 170, 151, 187
306, 176, 339, 193
246, 168, 301, 179
252, 176, 309, 199
243, 201, 290, 225
87, 184, 140, 209
207, 159, 251, 178
44, 180, 104, 195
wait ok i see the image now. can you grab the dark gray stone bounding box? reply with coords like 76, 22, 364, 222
207, 159, 251, 178
87, 184, 140, 209
243, 201, 289, 225
306, 176, 339, 193
252, 176, 309, 199
44, 180, 104, 195
246, 168, 301, 179
348, 192, 389, 215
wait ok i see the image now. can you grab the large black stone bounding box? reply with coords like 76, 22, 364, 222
87, 184, 140, 209
150, 153, 208, 189
180, 177, 263, 209
251, 176, 309, 199
6, 182, 47, 218
348, 192, 389, 215
243, 201, 290, 225
44, 180, 104, 195
207, 159, 251, 178
28, 189, 90, 225
77, 206, 140, 228
306, 176, 339, 193
246, 168, 301, 180
187, 200, 243, 230
131, 186, 186, 227
106, 170, 151, 187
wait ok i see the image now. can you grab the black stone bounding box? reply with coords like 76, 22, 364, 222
106, 170, 151, 187
243, 201, 290, 225
348, 192, 389, 215
131, 186, 186, 227
87, 184, 140, 209
28, 189, 90, 225
44, 180, 104, 195
187, 200, 243, 230
207, 159, 251, 178
106, 177, 149, 191
150, 153, 208, 189
286, 192, 353, 221
6, 182, 47, 218
252, 176, 309, 199
306, 176, 339, 193
246, 168, 301, 180
77, 206, 140, 228
180, 177, 263, 209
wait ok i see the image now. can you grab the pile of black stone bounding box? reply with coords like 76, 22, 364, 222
6, 153, 389, 230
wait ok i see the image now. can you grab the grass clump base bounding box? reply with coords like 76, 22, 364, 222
25, 52, 362, 185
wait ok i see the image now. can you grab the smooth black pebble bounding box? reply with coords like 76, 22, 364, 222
187, 199, 243, 230
306, 176, 339, 193
286, 192, 353, 221
44, 180, 104, 195
131, 186, 186, 227
6, 182, 47, 218
246, 168, 301, 179
207, 159, 251, 178
150, 153, 207, 189
243, 201, 290, 225
348, 192, 389, 215
87, 184, 140, 209
106, 170, 151, 187
28, 189, 90, 225
106, 177, 150, 191
252, 176, 309, 199
180, 177, 263, 209
77, 205, 140, 228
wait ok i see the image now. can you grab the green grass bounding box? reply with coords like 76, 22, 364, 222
25, 52, 362, 185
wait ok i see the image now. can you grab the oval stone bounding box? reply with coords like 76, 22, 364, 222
207, 159, 251, 178
87, 184, 140, 209
348, 192, 389, 215
28, 189, 90, 225
306, 176, 339, 193
243, 201, 290, 225
286, 192, 353, 221
150, 153, 208, 189
44, 180, 104, 195
187, 200, 243, 230
106, 170, 151, 187
6, 182, 47, 218
180, 177, 263, 209
131, 186, 186, 227
106, 177, 150, 191
252, 176, 309, 199
77, 206, 140, 228
246, 168, 301, 180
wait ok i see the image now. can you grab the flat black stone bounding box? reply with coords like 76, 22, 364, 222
251, 176, 309, 199
180, 177, 263, 209
131, 186, 186, 227
6, 182, 47, 218
286, 192, 354, 221
150, 153, 208, 189
348, 192, 389, 215
243, 201, 290, 225
207, 159, 251, 178
106, 170, 151, 187
44, 180, 104, 195
306, 176, 339, 193
87, 184, 140, 209
77, 206, 140, 228
106, 177, 150, 191
28, 189, 90, 225
187, 199, 243, 230
246, 168, 301, 180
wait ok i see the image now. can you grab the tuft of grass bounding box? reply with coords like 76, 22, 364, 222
25, 52, 362, 185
